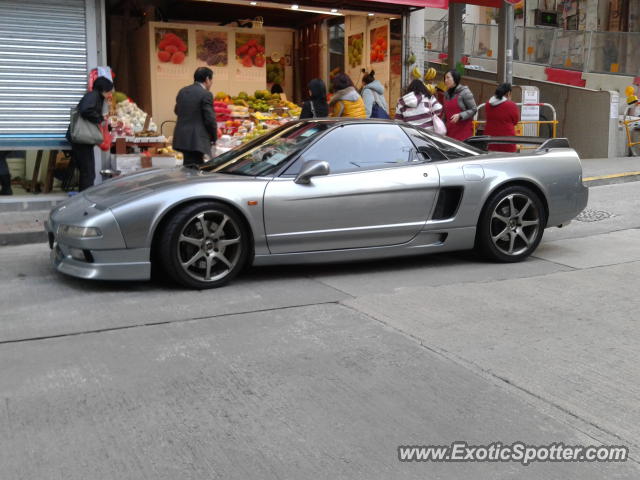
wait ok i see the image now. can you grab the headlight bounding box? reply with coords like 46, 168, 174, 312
57, 225, 102, 238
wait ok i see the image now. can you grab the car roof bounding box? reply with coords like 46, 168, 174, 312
294, 118, 407, 126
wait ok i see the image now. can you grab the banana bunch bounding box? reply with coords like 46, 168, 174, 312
411, 66, 422, 80
424, 67, 437, 82
425, 83, 436, 96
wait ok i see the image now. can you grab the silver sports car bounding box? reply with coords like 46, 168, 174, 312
45, 119, 588, 289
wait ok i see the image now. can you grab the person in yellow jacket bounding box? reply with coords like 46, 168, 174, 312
329, 73, 367, 118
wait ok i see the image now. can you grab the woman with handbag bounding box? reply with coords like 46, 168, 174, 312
394, 80, 445, 134
66, 76, 113, 191
361, 70, 389, 119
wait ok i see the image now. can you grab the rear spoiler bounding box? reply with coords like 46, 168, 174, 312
464, 136, 571, 152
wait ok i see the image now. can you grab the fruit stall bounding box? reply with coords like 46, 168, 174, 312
213, 89, 301, 154
128, 21, 296, 147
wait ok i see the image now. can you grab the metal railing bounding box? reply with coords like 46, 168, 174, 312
417, 21, 640, 77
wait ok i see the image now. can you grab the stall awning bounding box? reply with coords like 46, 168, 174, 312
364, 0, 502, 9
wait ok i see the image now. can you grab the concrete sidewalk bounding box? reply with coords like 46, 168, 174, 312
1, 156, 639, 246
582, 156, 640, 186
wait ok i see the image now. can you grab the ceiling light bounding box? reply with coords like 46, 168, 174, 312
367, 13, 374, 16
250, 1, 257, 4
291, 4, 299, 9
331, 8, 338, 12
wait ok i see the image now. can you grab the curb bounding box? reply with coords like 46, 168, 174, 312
0, 230, 47, 247
583, 171, 640, 187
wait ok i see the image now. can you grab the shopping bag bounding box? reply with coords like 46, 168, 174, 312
99, 122, 111, 151
432, 113, 447, 136
429, 102, 447, 136
69, 107, 103, 145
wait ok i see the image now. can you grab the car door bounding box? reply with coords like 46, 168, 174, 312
263, 123, 440, 254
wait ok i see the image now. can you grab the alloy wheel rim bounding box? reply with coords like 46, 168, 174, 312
177, 210, 242, 282
490, 193, 540, 256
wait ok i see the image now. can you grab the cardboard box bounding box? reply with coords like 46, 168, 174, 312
151, 155, 177, 168
113, 154, 142, 175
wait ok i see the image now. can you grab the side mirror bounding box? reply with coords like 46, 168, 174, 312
294, 159, 330, 185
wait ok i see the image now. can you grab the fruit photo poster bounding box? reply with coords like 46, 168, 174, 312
235, 33, 266, 82
369, 25, 388, 63
155, 27, 189, 78
347, 33, 364, 83
196, 30, 229, 80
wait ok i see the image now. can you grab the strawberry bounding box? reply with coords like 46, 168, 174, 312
254, 54, 265, 67
165, 45, 178, 54
241, 55, 253, 67
247, 46, 257, 58
171, 51, 185, 64
158, 50, 171, 62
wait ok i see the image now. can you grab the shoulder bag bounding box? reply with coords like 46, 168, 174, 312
69, 107, 103, 145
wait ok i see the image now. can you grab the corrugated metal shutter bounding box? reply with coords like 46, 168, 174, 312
0, 0, 88, 148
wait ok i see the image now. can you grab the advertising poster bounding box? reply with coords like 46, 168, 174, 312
235, 33, 266, 68
347, 33, 364, 68
155, 27, 189, 78
266, 57, 285, 89
196, 30, 228, 67
369, 25, 388, 63
235, 32, 266, 82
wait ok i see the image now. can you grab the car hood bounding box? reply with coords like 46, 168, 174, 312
84, 167, 250, 209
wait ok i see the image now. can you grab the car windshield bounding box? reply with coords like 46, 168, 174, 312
200, 121, 333, 176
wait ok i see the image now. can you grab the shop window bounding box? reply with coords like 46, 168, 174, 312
328, 18, 345, 80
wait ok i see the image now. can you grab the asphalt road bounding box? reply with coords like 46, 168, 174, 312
1, 181, 640, 479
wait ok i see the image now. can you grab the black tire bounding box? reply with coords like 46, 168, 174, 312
158, 201, 249, 289
476, 185, 546, 262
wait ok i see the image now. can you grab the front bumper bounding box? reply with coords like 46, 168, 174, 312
46, 219, 151, 282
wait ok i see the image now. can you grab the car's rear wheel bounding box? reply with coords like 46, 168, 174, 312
158, 201, 249, 289
476, 185, 546, 262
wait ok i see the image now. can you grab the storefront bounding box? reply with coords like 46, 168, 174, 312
1, 0, 418, 196
108, 0, 412, 146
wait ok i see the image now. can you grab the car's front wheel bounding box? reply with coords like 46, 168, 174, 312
476, 185, 546, 262
158, 201, 249, 289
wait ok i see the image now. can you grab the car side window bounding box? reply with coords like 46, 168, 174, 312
284, 123, 418, 176
401, 127, 448, 161
402, 125, 482, 160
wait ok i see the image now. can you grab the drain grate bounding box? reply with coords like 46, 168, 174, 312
576, 209, 613, 222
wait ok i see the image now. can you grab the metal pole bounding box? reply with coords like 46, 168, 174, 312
497, 1, 515, 84
447, 3, 464, 71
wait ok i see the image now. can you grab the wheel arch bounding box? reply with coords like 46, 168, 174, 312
483, 179, 549, 226
150, 197, 256, 267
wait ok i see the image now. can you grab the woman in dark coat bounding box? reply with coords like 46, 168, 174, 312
299, 78, 329, 119
484, 83, 520, 152
67, 76, 113, 191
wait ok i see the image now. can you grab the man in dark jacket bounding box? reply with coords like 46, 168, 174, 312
173, 67, 217, 166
